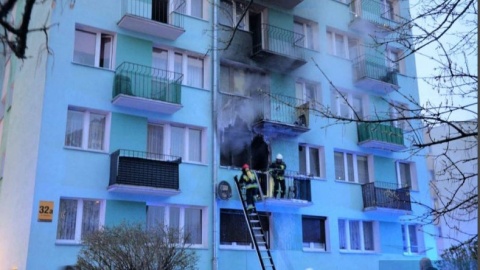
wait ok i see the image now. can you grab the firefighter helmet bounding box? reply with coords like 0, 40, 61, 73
276, 153, 283, 160
242, 164, 249, 170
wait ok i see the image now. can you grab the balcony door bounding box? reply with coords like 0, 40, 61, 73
152, 0, 168, 23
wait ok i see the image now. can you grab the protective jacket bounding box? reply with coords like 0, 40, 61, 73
240, 170, 259, 189
269, 161, 286, 180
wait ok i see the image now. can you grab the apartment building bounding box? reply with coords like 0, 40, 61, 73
0, 0, 438, 269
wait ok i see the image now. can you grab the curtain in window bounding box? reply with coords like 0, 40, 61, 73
349, 220, 361, 250
335, 33, 346, 58
148, 124, 164, 158
99, 34, 112, 69
81, 200, 100, 239
309, 147, 320, 177
88, 113, 106, 150
188, 128, 202, 162
338, 219, 347, 249
326, 32, 334, 54
357, 155, 369, 184
187, 56, 203, 88
408, 225, 419, 253
57, 199, 78, 240
185, 208, 202, 244
191, 0, 203, 18
170, 126, 185, 159
299, 145, 307, 175
399, 163, 412, 187
147, 206, 165, 229
347, 153, 355, 182
65, 110, 84, 148
363, 221, 374, 250
74, 30, 96, 66
334, 152, 345, 180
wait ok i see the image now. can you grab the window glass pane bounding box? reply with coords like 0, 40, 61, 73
220, 210, 250, 245
399, 163, 411, 187
147, 206, 165, 229
349, 220, 361, 250
338, 219, 346, 249
305, 83, 316, 104
99, 34, 112, 69
235, 2, 247, 29
334, 152, 345, 180
303, 217, 325, 249
220, 65, 230, 92
363, 221, 374, 250
81, 200, 100, 239
408, 225, 418, 253
357, 155, 369, 184
348, 38, 358, 60
335, 33, 346, 57
187, 56, 203, 88
65, 110, 84, 148
294, 22, 305, 47
188, 128, 202, 162
74, 29, 96, 66
306, 24, 314, 49
219, 0, 233, 26
153, 49, 168, 70
148, 124, 164, 157
57, 199, 78, 240
169, 206, 180, 230
171, 126, 185, 158
327, 31, 333, 54
299, 145, 307, 175
233, 68, 247, 95
346, 153, 354, 182
88, 112, 106, 150
185, 208, 202, 244
352, 96, 363, 119
309, 147, 320, 177
191, 0, 203, 18
174, 53, 183, 78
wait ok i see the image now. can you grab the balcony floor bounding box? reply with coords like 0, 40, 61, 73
118, 14, 185, 40
112, 94, 183, 114
260, 197, 312, 208
253, 120, 309, 137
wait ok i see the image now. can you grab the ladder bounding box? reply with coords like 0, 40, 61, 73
234, 176, 276, 270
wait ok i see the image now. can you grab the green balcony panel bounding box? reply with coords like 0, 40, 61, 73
357, 122, 406, 151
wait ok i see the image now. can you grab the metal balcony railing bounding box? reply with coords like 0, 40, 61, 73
357, 122, 405, 151
255, 170, 311, 202
109, 149, 181, 190
252, 23, 305, 61
353, 54, 398, 87
113, 62, 183, 104
254, 93, 310, 128
362, 181, 411, 211
350, 0, 401, 28
121, 0, 185, 28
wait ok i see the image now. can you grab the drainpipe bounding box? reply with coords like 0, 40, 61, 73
211, 0, 219, 269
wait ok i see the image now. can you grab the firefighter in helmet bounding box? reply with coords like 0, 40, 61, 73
239, 164, 260, 211
269, 153, 287, 198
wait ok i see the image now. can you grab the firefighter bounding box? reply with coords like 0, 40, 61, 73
269, 153, 287, 198
239, 164, 260, 212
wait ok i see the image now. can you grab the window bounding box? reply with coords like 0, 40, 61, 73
334, 151, 370, 184
56, 198, 104, 243
396, 161, 417, 190
177, 0, 204, 19
338, 219, 376, 252
64, 107, 110, 152
402, 224, 424, 254
299, 145, 325, 178
302, 216, 327, 251
331, 89, 364, 119
148, 123, 205, 163
390, 102, 409, 130
296, 81, 321, 109
294, 19, 317, 50
153, 48, 205, 89
147, 205, 206, 246
220, 64, 267, 96
386, 48, 404, 73
219, 0, 248, 30
73, 27, 113, 69
327, 30, 359, 60
382, 0, 398, 21
220, 209, 270, 248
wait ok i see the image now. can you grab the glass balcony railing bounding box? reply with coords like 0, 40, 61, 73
357, 122, 406, 151
362, 181, 411, 212
109, 149, 182, 195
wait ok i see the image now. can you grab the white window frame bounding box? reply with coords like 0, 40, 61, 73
219, 0, 249, 30
73, 25, 115, 69
153, 47, 207, 89
294, 18, 318, 50
396, 161, 418, 190
390, 102, 409, 130
296, 80, 321, 110
381, 0, 399, 21
179, 0, 206, 19
147, 204, 207, 248
299, 144, 325, 178
386, 47, 404, 74
402, 224, 424, 255
332, 89, 365, 120
302, 215, 328, 251
64, 107, 111, 152
338, 219, 377, 252
334, 151, 372, 184
327, 30, 359, 60
56, 198, 105, 244
148, 122, 206, 164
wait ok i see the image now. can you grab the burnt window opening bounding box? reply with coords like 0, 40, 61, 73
220, 117, 251, 168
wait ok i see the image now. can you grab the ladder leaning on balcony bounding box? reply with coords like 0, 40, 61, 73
234, 176, 276, 270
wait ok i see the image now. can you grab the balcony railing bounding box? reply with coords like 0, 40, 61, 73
357, 122, 406, 151
254, 170, 312, 207
108, 149, 182, 195
251, 23, 307, 71
112, 62, 183, 114
352, 54, 399, 93
252, 92, 310, 137
118, 0, 186, 40
362, 181, 411, 212
349, 0, 400, 35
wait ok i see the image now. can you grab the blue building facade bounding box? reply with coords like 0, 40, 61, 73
0, 0, 438, 269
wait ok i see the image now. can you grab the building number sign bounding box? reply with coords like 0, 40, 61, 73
38, 201, 54, 222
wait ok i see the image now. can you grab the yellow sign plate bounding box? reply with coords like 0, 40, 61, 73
38, 201, 54, 222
